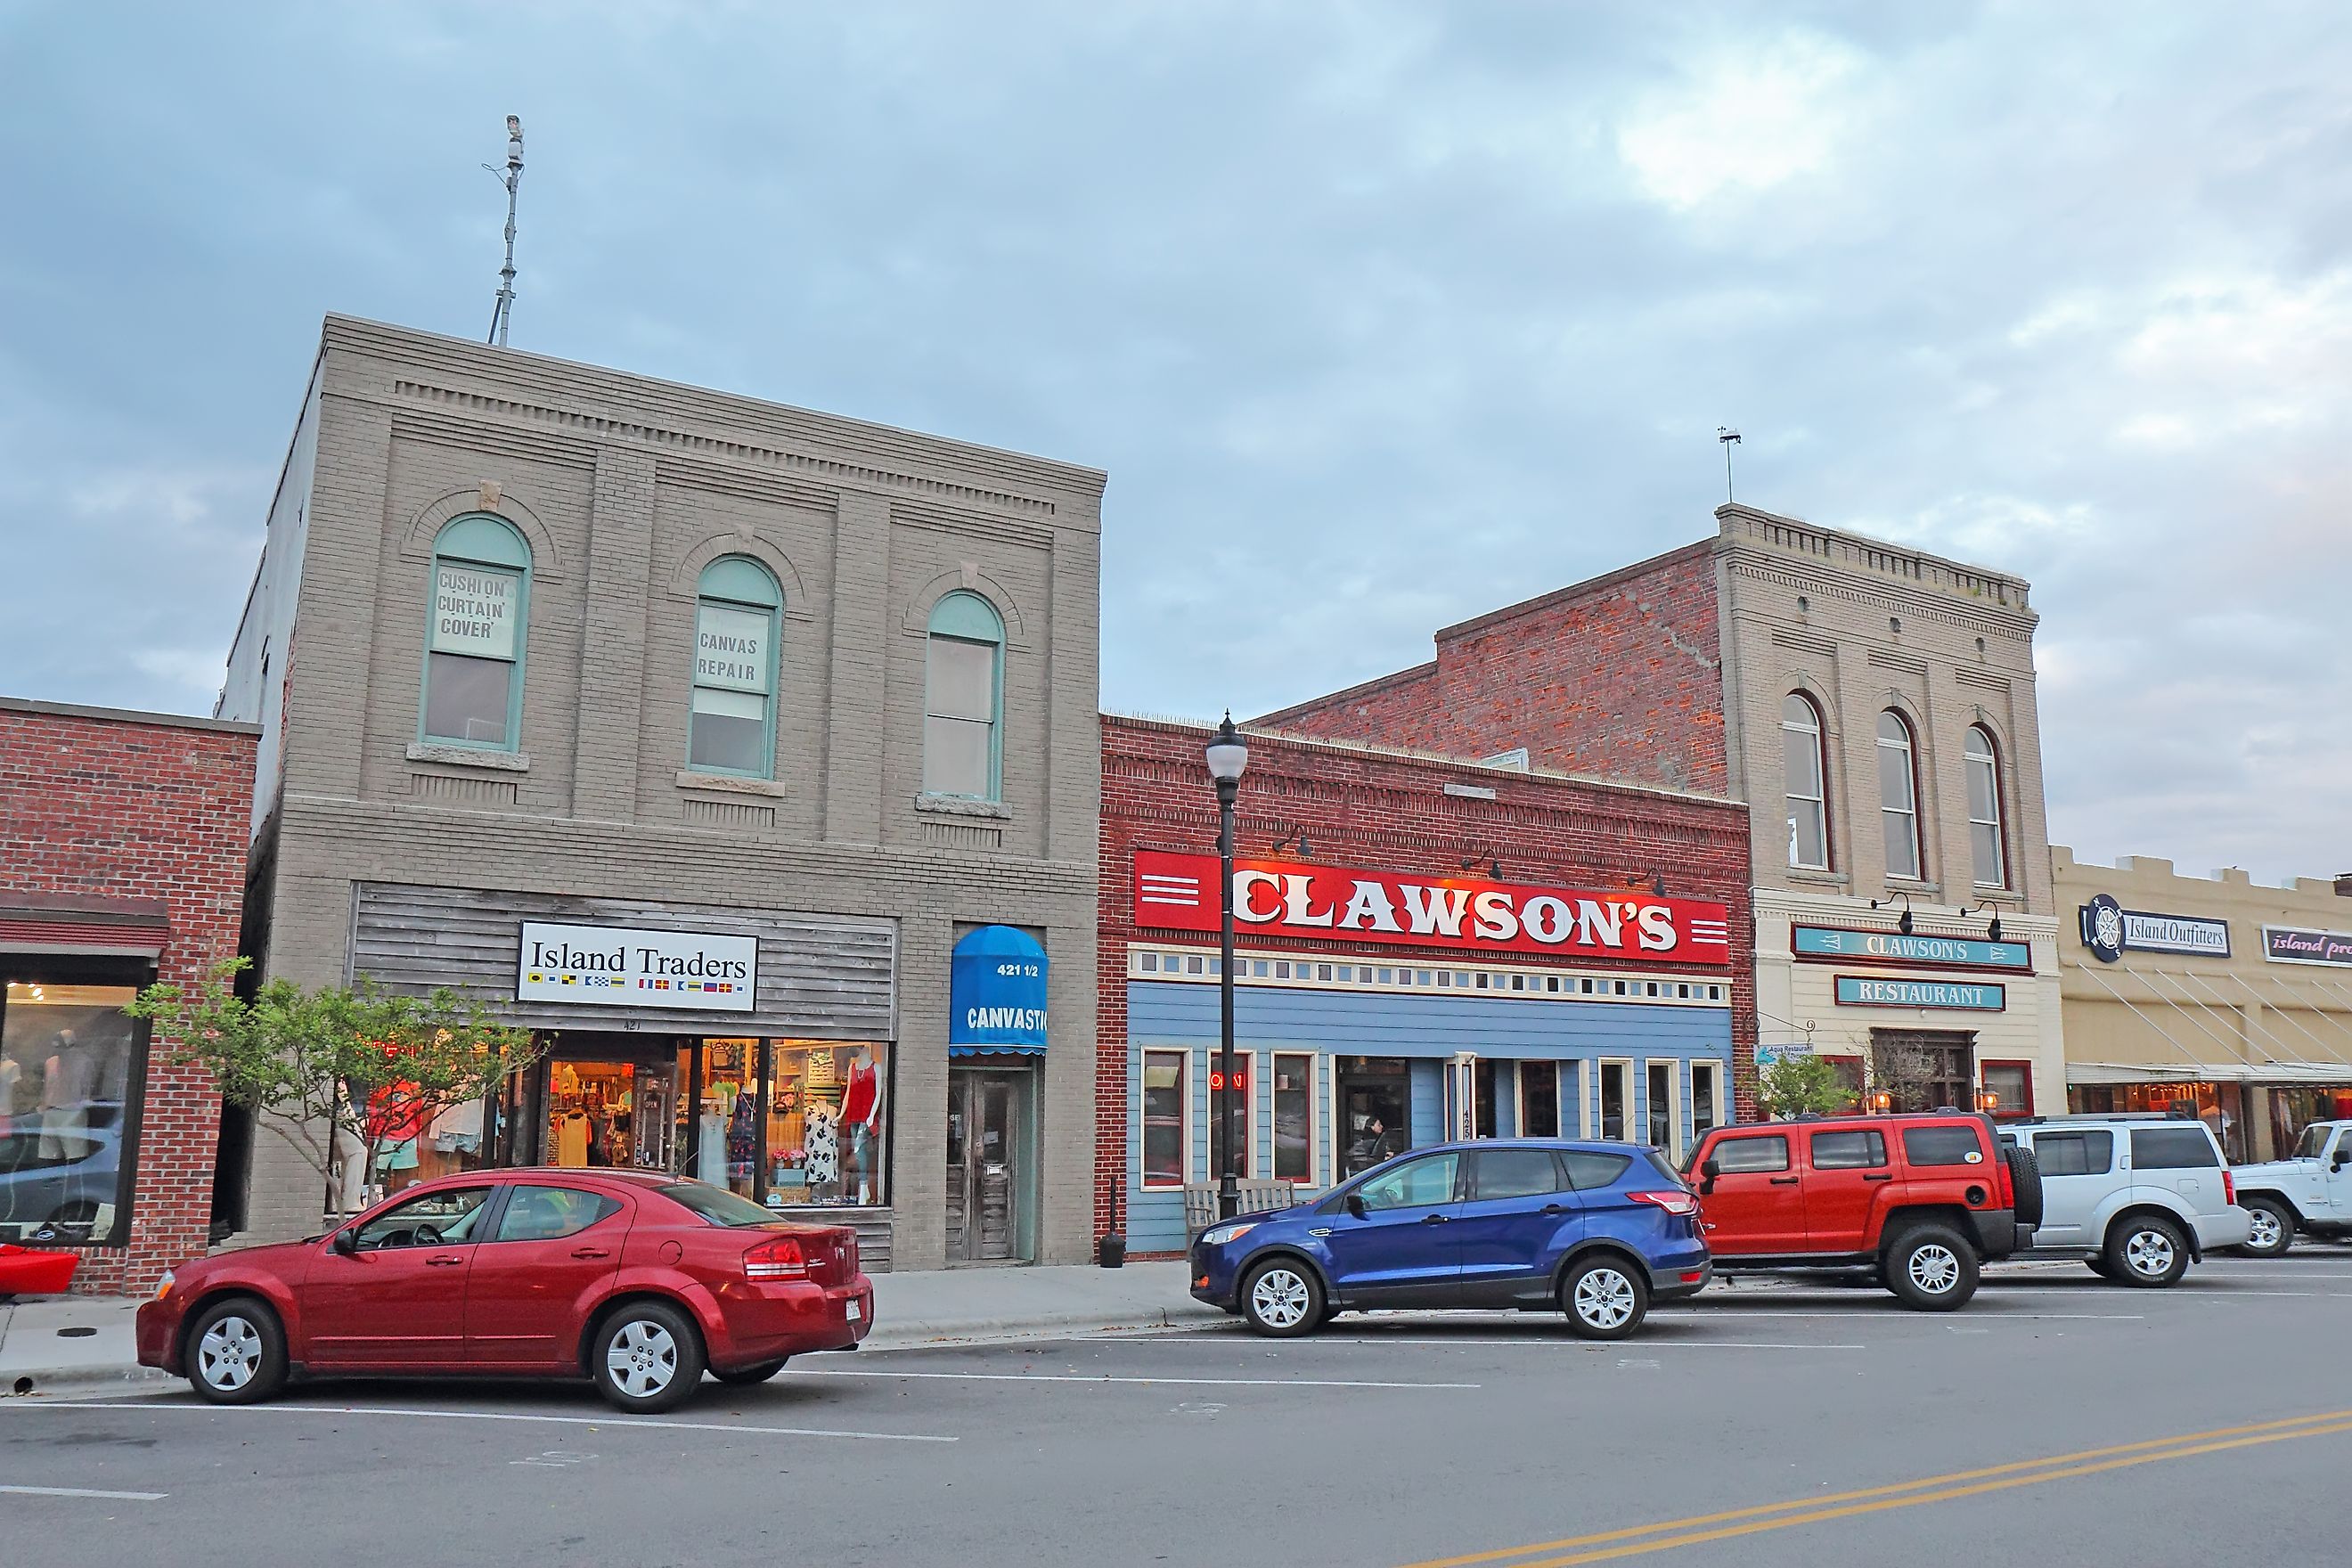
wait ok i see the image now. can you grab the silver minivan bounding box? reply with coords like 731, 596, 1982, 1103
1999, 1115, 2251, 1286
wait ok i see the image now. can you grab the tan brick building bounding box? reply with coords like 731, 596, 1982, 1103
216, 316, 1103, 1270
1266, 502, 2063, 1119
2054, 848, 2352, 1161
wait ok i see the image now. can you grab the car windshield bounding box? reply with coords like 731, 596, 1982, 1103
2291, 1124, 2334, 1161
657, 1181, 780, 1228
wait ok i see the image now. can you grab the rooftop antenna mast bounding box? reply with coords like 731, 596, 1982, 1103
485, 115, 524, 347
1716, 426, 1741, 503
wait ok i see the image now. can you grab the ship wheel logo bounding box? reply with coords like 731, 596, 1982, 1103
2084, 894, 2127, 963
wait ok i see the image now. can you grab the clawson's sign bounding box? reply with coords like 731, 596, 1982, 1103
1131, 851, 1732, 966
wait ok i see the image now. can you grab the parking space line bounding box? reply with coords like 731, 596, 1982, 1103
1654, 1309, 2143, 1320
781, 1368, 1480, 1389
0, 1483, 168, 1500
8, 1400, 956, 1442
1117, 1335, 1865, 1351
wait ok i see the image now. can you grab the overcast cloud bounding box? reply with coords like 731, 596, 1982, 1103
3, 2, 2348, 883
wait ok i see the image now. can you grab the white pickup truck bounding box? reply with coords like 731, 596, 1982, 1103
2229, 1119, 2352, 1256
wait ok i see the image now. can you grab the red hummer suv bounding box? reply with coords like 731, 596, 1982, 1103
1687, 1112, 2041, 1310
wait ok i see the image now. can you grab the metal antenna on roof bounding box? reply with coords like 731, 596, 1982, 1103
485, 115, 525, 347
1717, 426, 1741, 502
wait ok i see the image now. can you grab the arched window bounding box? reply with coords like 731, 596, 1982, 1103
1964, 723, 2006, 889
1781, 693, 1830, 870
1875, 710, 1922, 879
924, 592, 1003, 799
689, 556, 783, 777
421, 513, 530, 749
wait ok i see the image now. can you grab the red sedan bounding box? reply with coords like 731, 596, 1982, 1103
135, 1168, 872, 1412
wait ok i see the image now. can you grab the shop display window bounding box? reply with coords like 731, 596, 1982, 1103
1272, 1053, 1314, 1183
0, 981, 141, 1247
536, 1057, 675, 1181
1141, 1050, 1187, 1188
682, 1038, 888, 1208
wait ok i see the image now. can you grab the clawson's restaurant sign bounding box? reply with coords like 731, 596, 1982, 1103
1131, 851, 1732, 965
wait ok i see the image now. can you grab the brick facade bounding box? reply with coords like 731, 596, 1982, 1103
0, 698, 257, 1294
1096, 714, 1754, 1245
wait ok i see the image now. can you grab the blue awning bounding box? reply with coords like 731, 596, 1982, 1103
950, 1043, 1048, 1058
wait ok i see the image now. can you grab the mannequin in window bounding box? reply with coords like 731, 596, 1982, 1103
840, 1047, 881, 1205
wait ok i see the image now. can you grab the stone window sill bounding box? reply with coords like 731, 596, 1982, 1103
1785, 868, 1850, 887
915, 792, 1012, 821
1882, 875, 1942, 896
676, 770, 790, 798
407, 743, 530, 772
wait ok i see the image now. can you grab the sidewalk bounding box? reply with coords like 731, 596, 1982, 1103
1, 1260, 1221, 1398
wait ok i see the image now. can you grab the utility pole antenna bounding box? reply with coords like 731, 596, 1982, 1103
485, 115, 525, 347
1717, 426, 1742, 503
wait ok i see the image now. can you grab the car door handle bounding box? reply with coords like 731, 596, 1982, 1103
1863, 1173, 1894, 1182
425, 1254, 466, 1267
1421, 1213, 1450, 1224
1541, 1204, 1569, 1215
1769, 1177, 1799, 1186
570, 1246, 610, 1260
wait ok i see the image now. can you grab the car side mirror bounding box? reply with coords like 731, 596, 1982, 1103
2333, 1152, 2348, 1172
332, 1227, 360, 1255
1344, 1193, 1367, 1220
1698, 1156, 1720, 1196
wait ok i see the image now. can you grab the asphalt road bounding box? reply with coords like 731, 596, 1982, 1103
6, 1249, 2351, 1568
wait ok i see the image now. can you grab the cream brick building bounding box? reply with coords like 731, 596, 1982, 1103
216, 316, 1103, 1270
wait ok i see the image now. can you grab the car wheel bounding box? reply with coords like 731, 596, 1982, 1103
2236, 1196, 2294, 1259
185, 1296, 289, 1405
1561, 1255, 1649, 1339
2108, 1214, 2190, 1287
1884, 1225, 1980, 1311
710, 1359, 788, 1385
1239, 1260, 1324, 1337
592, 1300, 706, 1413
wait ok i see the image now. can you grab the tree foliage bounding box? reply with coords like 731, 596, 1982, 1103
1755, 1051, 1854, 1119
128, 958, 543, 1209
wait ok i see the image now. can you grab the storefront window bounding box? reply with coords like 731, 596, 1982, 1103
1272, 1053, 1314, 1183
1646, 1062, 1675, 1151
537, 1056, 676, 1182
1520, 1060, 1560, 1139
1980, 1060, 2033, 1120
1141, 1050, 1186, 1187
1207, 1057, 1251, 1180
1691, 1061, 1723, 1136
762, 1041, 889, 1208
0, 982, 141, 1246
1598, 1060, 1630, 1140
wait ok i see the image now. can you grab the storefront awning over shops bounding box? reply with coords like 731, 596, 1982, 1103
949, 1042, 1047, 1058
2070, 959, 2352, 1082
0, 894, 170, 957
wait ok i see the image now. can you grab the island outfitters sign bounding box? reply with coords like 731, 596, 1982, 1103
1130, 851, 1732, 965
2079, 894, 2232, 964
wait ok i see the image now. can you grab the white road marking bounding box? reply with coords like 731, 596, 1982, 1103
1117, 1335, 1866, 1351
1654, 1309, 2144, 1321
0, 1483, 167, 1500
9, 1401, 955, 1442
781, 1368, 1481, 1390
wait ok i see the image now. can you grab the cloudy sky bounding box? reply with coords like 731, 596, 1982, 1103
4, 3, 2348, 883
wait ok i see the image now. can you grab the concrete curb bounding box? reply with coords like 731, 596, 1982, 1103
861, 1302, 1227, 1351
4, 1363, 178, 1401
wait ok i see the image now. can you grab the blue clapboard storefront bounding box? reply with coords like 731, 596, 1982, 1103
1121, 949, 1735, 1254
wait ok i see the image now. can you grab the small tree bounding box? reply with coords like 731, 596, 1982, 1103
130, 958, 544, 1213
1867, 1035, 1940, 1113
1756, 1051, 1853, 1120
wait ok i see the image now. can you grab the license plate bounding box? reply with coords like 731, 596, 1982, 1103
845, 1299, 862, 1322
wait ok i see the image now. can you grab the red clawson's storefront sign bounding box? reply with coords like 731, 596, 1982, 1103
1131, 851, 1732, 966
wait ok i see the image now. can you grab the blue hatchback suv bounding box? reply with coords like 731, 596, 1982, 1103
1189, 1139, 1710, 1339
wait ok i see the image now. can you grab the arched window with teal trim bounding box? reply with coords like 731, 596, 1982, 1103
421, 513, 531, 749
690, 555, 782, 777
924, 591, 1003, 799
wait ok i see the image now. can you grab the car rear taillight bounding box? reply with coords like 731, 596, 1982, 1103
743, 1237, 808, 1280
1627, 1190, 1699, 1217
2224, 1169, 2236, 1205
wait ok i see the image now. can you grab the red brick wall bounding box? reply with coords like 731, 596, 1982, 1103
1259, 543, 1729, 796
0, 705, 256, 1294
1096, 713, 1755, 1242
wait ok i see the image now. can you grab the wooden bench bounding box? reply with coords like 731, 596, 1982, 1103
1184, 1180, 1301, 1242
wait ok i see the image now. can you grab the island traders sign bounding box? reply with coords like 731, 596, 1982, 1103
1130, 851, 1733, 965
1835, 976, 2006, 1012
516, 921, 757, 1012
1793, 924, 2032, 973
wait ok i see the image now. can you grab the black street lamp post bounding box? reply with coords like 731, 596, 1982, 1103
1205, 713, 1250, 1221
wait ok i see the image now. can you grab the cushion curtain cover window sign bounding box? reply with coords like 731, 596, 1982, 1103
924, 592, 1003, 799
422, 514, 530, 748
1782, 693, 1829, 870
690, 556, 781, 778
1876, 711, 1922, 879
1964, 725, 2006, 889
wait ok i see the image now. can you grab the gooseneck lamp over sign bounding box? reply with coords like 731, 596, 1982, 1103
1205, 714, 1248, 1221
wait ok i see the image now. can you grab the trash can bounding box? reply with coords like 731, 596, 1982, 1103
1097, 1231, 1126, 1269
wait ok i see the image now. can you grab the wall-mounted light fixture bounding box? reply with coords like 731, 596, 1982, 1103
1963, 902, 2005, 943
1461, 855, 1502, 880
1868, 892, 1915, 935
1269, 829, 1312, 858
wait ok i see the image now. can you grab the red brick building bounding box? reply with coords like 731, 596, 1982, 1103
1098, 713, 1752, 1255
0, 698, 257, 1293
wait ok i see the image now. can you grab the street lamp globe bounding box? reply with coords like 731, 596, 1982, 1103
1205, 714, 1249, 785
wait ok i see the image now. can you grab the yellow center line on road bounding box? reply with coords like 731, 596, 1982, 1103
1395, 1409, 2352, 1568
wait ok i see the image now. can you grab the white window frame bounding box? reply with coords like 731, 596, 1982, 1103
1205, 1049, 1258, 1182
1782, 692, 1831, 870
1139, 1047, 1190, 1191
1964, 724, 2007, 890
1691, 1059, 1725, 1138
1597, 1058, 1637, 1143
1877, 709, 1923, 880
1271, 1050, 1317, 1187
1645, 1058, 1685, 1163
